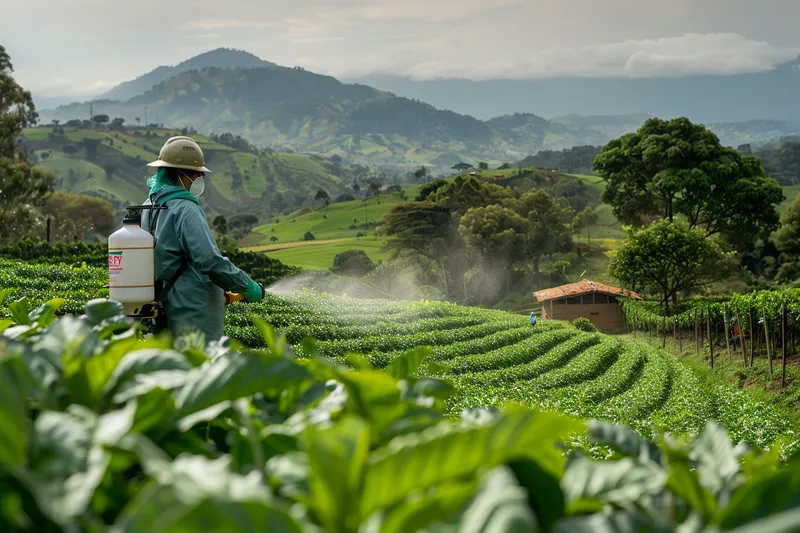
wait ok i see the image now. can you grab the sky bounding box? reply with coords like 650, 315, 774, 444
5, 0, 800, 98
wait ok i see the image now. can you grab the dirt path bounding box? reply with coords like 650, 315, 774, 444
244, 237, 352, 253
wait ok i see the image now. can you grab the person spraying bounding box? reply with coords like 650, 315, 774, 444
530, 310, 537, 326
141, 136, 264, 342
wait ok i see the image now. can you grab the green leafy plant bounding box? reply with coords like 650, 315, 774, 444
571, 317, 597, 332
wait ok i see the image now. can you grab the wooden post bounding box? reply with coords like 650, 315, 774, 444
695, 310, 699, 355
736, 311, 747, 366
763, 310, 773, 378
707, 306, 714, 368
782, 304, 787, 388
723, 309, 731, 355
749, 307, 755, 367
678, 320, 683, 353
633, 316, 637, 337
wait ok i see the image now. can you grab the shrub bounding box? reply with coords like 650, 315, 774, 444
331, 249, 376, 277
572, 317, 597, 332
304, 231, 316, 241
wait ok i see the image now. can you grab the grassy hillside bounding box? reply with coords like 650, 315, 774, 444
22, 126, 357, 220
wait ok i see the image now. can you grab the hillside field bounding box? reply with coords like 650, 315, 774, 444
1, 258, 797, 456
21, 126, 353, 220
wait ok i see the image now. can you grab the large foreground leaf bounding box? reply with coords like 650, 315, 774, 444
174, 351, 312, 417
554, 511, 672, 533
361, 408, 580, 518
714, 463, 800, 528
0, 351, 30, 467
588, 421, 663, 465
307, 416, 371, 533
561, 457, 666, 511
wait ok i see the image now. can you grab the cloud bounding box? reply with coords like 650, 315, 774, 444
341, 33, 800, 80
23, 77, 120, 98
183, 18, 277, 30
357, 0, 522, 21
188, 33, 223, 39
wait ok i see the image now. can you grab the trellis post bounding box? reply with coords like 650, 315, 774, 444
707, 306, 714, 368
782, 304, 787, 388
763, 308, 773, 378
723, 309, 731, 356
749, 306, 755, 367
736, 311, 747, 366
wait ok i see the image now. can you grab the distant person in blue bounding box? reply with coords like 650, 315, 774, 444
530, 311, 537, 326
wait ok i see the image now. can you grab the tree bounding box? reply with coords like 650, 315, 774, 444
315, 188, 330, 207
135, 117, 141, 127
40, 192, 116, 242
110, 117, 125, 130
428, 176, 510, 218
304, 231, 316, 241
413, 166, 430, 182
594, 117, 783, 247
416, 179, 448, 201
478, 162, 489, 170
92, 114, 110, 127
368, 180, 380, 198
507, 189, 575, 275
610, 220, 730, 313
270, 235, 278, 243
0, 46, 38, 159
212, 215, 228, 235
331, 249, 376, 277
383, 202, 464, 299
459, 204, 526, 292
452, 162, 473, 172
573, 205, 599, 243
772, 193, 800, 281
0, 46, 54, 243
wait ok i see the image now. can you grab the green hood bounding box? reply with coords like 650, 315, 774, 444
147, 167, 200, 206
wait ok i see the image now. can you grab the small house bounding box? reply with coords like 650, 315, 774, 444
533, 280, 642, 332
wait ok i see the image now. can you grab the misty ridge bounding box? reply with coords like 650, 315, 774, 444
34, 48, 800, 169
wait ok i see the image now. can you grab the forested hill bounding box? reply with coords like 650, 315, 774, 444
101, 48, 276, 102
40, 65, 609, 169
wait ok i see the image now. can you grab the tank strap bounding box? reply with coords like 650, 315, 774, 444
148, 202, 189, 303
156, 262, 189, 303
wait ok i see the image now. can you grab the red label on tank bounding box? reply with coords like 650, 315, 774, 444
109, 252, 122, 271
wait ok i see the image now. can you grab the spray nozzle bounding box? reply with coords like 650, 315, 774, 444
123, 205, 167, 225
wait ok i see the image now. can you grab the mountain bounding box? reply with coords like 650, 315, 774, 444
21, 126, 357, 220
100, 48, 276, 102
350, 57, 800, 123
41, 64, 606, 168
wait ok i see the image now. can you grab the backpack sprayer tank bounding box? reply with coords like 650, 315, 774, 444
108, 206, 163, 316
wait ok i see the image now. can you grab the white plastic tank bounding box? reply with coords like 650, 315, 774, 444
108, 207, 154, 315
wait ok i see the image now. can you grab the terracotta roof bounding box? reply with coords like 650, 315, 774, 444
533, 280, 642, 303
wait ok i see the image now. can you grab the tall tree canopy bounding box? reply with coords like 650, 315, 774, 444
41, 192, 116, 242
610, 220, 731, 313
594, 117, 783, 246
0, 45, 53, 243
428, 176, 510, 218
383, 201, 465, 298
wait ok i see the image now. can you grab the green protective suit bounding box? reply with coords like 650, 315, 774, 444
141, 168, 262, 342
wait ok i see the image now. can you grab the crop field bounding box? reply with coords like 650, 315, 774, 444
2, 258, 797, 455
4, 257, 800, 531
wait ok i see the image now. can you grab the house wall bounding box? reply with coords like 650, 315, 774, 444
546, 303, 628, 332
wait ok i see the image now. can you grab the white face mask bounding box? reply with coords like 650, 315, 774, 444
189, 176, 205, 198
180, 172, 205, 197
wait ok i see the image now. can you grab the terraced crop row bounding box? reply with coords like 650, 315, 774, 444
2, 259, 798, 453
